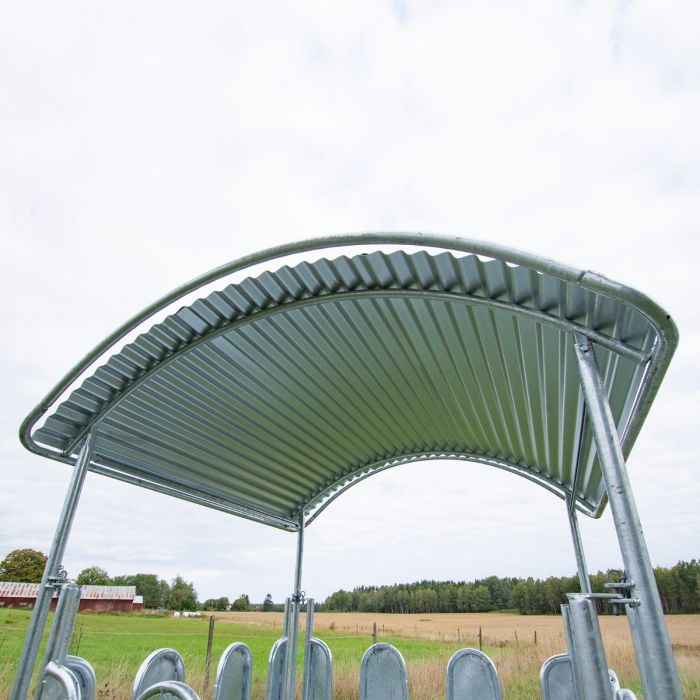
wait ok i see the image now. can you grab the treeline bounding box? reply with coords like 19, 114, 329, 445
322, 560, 700, 615
201, 593, 274, 612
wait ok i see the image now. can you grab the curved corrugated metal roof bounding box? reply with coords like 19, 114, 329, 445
21, 235, 677, 531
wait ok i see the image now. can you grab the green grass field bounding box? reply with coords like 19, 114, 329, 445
0, 609, 484, 699
1, 609, 698, 699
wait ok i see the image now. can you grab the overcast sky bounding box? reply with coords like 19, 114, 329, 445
1, 0, 698, 603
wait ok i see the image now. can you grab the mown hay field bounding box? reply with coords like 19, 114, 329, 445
1, 609, 698, 699
217, 609, 700, 645
218, 610, 700, 698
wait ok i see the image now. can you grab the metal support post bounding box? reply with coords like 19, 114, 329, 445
10, 432, 96, 700
283, 597, 291, 638
573, 335, 683, 699
36, 583, 81, 695
302, 599, 315, 700
566, 496, 592, 594
566, 594, 613, 699
284, 513, 305, 700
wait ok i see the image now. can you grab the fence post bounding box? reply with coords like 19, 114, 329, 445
204, 615, 215, 696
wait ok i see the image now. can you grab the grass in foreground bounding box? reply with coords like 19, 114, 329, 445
1, 610, 698, 699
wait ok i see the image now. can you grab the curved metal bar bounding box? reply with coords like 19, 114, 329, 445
445, 648, 503, 700
40, 661, 79, 700
64, 656, 96, 700
131, 648, 185, 700
135, 681, 200, 700
359, 643, 409, 700
213, 642, 252, 700
20, 232, 676, 460
539, 654, 575, 700
266, 637, 288, 700
302, 451, 597, 527
89, 458, 297, 531
304, 638, 332, 700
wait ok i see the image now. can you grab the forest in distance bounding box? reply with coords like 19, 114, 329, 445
320, 560, 700, 616
3, 549, 697, 616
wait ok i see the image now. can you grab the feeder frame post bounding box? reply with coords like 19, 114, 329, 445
10, 431, 96, 700
566, 495, 592, 594
284, 513, 305, 700
573, 334, 682, 699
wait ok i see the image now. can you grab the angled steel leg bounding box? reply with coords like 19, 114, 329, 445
302, 599, 314, 700
566, 496, 592, 594
284, 514, 305, 700
10, 432, 96, 700
573, 335, 683, 699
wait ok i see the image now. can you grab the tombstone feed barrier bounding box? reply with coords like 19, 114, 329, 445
11, 234, 684, 699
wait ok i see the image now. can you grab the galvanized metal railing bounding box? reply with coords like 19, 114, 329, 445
30, 583, 647, 700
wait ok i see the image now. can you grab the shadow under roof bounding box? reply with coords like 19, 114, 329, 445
21, 234, 677, 531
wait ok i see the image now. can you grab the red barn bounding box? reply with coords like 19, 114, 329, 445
0, 582, 140, 612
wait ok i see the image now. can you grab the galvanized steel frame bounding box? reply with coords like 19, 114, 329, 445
11, 432, 96, 700
573, 332, 683, 699
20, 233, 678, 529
565, 495, 592, 595
40, 662, 79, 700
36, 583, 82, 698
304, 451, 596, 527
14, 234, 683, 698
565, 594, 613, 699
284, 515, 305, 700
302, 600, 315, 700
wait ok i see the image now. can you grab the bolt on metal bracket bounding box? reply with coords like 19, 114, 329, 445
604, 570, 638, 614
291, 590, 306, 604
46, 567, 69, 590
578, 592, 641, 612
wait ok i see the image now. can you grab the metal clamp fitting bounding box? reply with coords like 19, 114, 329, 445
46, 567, 69, 590
291, 590, 306, 604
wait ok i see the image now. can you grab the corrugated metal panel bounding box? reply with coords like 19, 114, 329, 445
0, 583, 54, 598
80, 585, 136, 600
0, 583, 136, 600
28, 247, 667, 529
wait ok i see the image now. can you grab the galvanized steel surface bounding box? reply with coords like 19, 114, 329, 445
37, 583, 81, 698
266, 638, 287, 700
574, 338, 683, 699
22, 236, 677, 529
38, 662, 80, 700
445, 648, 503, 700
565, 596, 613, 700
540, 654, 578, 700
302, 599, 333, 700
213, 643, 252, 700
303, 639, 332, 700
10, 435, 95, 700
64, 657, 96, 700
359, 643, 409, 700
134, 681, 200, 700
131, 649, 186, 700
